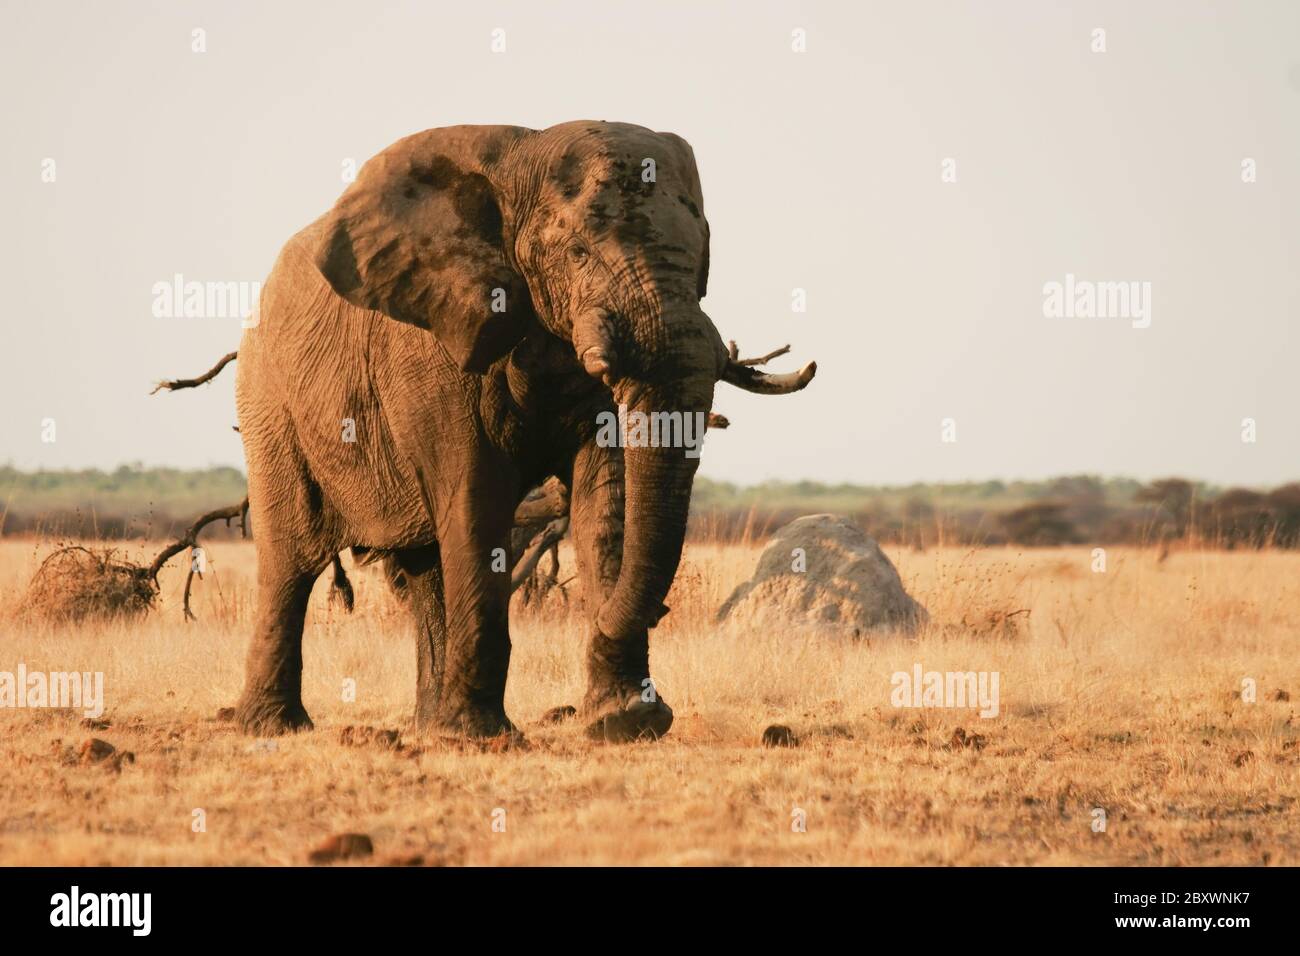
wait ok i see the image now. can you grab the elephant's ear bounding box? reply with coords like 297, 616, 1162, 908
697, 220, 710, 300
657, 131, 710, 299
312, 126, 536, 374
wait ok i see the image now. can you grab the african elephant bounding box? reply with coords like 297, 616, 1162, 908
234, 120, 815, 742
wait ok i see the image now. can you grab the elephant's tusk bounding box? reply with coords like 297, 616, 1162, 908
721, 358, 817, 395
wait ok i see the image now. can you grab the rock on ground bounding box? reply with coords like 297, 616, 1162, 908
716, 513, 927, 636
309, 833, 374, 865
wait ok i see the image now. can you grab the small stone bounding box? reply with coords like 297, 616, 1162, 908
339, 725, 365, 746
1273, 690, 1291, 702
215, 707, 237, 722
79, 738, 116, 763
762, 724, 799, 748
107, 751, 136, 774
339, 726, 402, 749
309, 833, 374, 864
949, 727, 987, 751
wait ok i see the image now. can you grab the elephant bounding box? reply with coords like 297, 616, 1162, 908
233, 120, 815, 743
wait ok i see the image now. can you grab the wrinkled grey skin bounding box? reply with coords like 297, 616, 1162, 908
234, 121, 814, 742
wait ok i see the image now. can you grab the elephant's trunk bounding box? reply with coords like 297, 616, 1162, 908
596, 437, 701, 641
595, 312, 718, 642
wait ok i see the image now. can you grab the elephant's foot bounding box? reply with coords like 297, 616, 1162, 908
236, 692, 314, 736
581, 686, 674, 743
415, 702, 521, 743
580, 628, 670, 742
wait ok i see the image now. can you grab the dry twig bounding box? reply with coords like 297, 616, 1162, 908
150, 351, 238, 394
147, 497, 249, 621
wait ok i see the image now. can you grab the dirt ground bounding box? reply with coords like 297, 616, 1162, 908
1, 538, 1296, 865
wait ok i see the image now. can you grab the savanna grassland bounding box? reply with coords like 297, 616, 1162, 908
1, 537, 1297, 866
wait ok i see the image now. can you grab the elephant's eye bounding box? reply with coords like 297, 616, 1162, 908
567, 243, 590, 265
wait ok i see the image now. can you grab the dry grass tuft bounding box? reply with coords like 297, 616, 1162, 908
16, 545, 156, 623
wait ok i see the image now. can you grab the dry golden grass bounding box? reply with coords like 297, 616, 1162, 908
1, 536, 1297, 866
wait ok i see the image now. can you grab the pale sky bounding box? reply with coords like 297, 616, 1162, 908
2, 0, 1297, 487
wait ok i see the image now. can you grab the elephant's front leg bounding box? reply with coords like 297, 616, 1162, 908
569, 440, 674, 742
419, 465, 519, 740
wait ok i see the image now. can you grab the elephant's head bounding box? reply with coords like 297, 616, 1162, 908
312, 121, 815, 640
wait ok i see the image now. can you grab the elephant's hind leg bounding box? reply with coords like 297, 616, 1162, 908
387, 547, 448, 729
236, 554, 330, 736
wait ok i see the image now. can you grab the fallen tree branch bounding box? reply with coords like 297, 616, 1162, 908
511, 517, 570, 592
148, 497, 249, 620
151, 351, 238, 394
181, 563, 200, 623
513, 478, 570, 525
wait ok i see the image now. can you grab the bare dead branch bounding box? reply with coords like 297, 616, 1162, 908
727, 340, 791, 366
147, 498, 249, 621
513, 477, 570, 524
181, 566, 199, 623
511, 517, 570, 592
151, 351, 238, 394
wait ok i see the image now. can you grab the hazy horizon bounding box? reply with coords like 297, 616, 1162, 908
0, 459, 1286, 494
3, 1, 1297, 487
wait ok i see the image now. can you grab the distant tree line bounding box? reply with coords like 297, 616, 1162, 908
689, 476, 1300, 549
4, 466, 1299, 550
